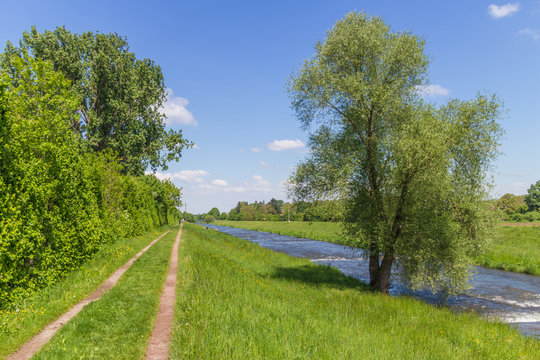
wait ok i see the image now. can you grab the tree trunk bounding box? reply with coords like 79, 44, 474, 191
369, 252, 394, 294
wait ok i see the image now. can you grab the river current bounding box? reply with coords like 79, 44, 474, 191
203, 223, 540, 338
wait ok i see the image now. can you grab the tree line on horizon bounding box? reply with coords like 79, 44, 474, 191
496, 180, 540, 222
201, 180, 540, 224
200, 198, 343, 223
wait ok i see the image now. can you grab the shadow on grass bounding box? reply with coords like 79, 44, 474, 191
270, 264, 369, 291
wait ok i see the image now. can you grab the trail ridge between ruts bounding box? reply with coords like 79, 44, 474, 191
145, 224, 182, 359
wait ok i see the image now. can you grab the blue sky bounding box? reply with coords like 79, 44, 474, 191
2, 1, 540, 213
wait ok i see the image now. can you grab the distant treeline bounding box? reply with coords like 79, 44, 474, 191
0, 30, 185, 308
200, 199, 343, 222
495, 181, 540, 222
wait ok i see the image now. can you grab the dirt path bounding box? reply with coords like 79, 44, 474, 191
7, 229, 172, 360
145, 224, 182, 360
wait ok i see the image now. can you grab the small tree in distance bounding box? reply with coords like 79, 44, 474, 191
525, 181, 540, 212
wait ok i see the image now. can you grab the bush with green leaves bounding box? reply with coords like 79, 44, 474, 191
0, 54, 182, 308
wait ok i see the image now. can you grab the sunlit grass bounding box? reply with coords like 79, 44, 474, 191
214, 220, 344, 244
31, 225, 178, 359
171, 223, 539, 359
215, 220, 540, 275
480, 226, 540, 275
0, 225, 174, 359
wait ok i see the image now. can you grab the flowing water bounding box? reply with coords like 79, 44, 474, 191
203, 223, 540, 338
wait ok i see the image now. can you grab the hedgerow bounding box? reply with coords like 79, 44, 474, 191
0, 54, 181, 308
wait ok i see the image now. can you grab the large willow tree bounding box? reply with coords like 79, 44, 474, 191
288, 12, 503, 294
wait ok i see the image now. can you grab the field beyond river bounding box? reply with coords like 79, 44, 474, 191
214, 221, 540, 276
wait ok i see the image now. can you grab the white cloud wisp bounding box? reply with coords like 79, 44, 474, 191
519, 28, 540, 40
416, 84, 450, 97
488, 3, 520, 18
267, 139, 305, 151
162, 88, 197, 126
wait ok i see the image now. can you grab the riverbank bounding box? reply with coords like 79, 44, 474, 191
214, 221, 540, 276
171, 223, 538, 358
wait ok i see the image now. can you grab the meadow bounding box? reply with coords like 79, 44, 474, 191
171, 223, 539, 359
214, 220, 540, 276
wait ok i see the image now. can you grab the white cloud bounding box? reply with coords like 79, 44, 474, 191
162, 88, 197, 126
145, 171, 173, 181
488, 3, 520, 18
511, 181, 529, 194
211, 179, 229, 186
192, 144, 200, 150
258, 160, 268, 168
267, 139, 305, 151
173, 169, 209, 183
416, 84, 450, 96
519, 28, 540, 40
251, 147, 262, 152
146, 169, 209, 183
223, 186, 247, 193
253, 175, 272, 188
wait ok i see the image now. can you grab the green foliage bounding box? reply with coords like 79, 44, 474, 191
288, 12, 503, 294
525, 181, 540, 212
496, 193, 525, 215
220, 199, 343, 222
207, 207, 220, 219
0, 54, 182, 309
183, 212, 196, 223
2, 26, 191, 175
0, 53, 102, 305
204, 215, 215, 224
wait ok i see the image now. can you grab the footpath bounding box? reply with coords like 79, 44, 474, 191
7, 225, 182, 360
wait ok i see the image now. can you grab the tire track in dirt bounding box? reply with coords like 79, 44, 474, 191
7, 229, 172, 360
145, 224, 182, 360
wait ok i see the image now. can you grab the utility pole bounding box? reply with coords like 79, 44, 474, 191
183, 203, 187, 222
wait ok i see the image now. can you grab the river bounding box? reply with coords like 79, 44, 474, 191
203, 223, 540, 338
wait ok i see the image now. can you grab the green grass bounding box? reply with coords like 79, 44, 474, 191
214, 220, 344, 244
0, 225, 175, 359
215, 220, 540, 275
31, 225, 178, 359
171, 223, 539, 359
479, 226, 540, 275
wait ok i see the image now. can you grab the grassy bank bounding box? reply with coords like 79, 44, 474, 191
479, 226, 540, 274
172, 223, 538, 359
0, 225, 175, 359
214, 220, 344, 244
215, 220, 540, 275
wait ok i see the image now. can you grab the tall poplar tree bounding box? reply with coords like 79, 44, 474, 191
1, 26, 190, 175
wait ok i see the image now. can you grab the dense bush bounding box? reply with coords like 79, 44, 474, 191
0, 55, 181, 308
